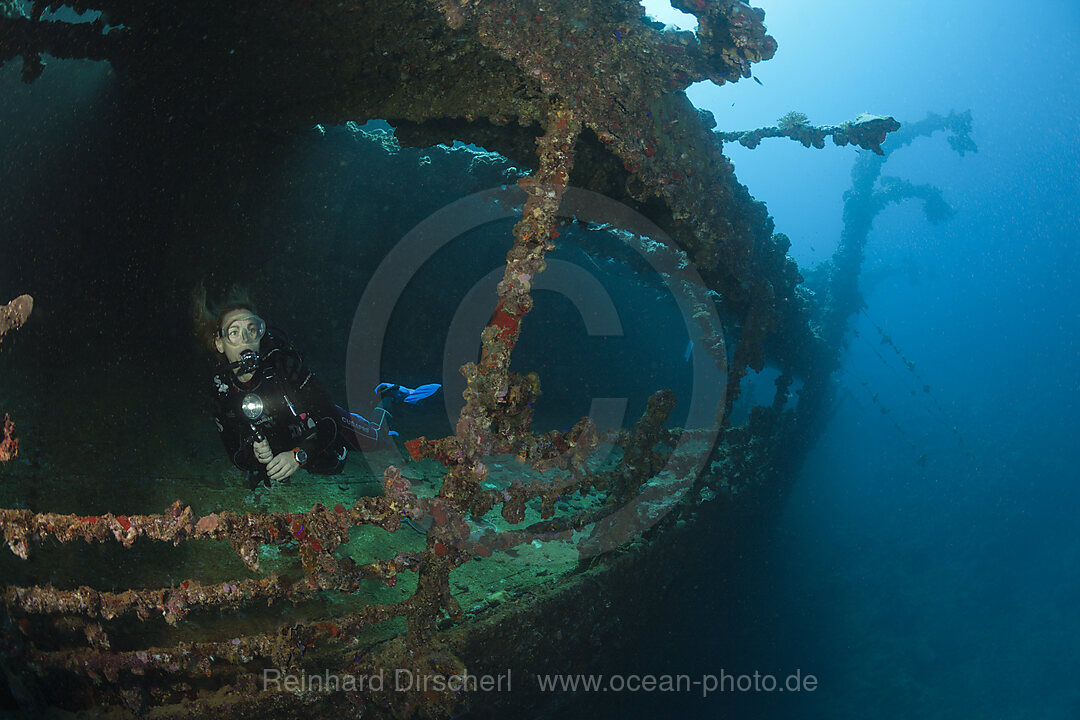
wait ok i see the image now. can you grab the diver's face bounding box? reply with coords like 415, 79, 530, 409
214, 309, 264, 372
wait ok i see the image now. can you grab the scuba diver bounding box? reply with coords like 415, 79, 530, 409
207, 303, 440, 489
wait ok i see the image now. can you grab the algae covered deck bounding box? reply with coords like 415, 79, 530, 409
0, 382, 721, 719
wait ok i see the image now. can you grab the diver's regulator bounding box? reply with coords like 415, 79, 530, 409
232, 348, 260, 376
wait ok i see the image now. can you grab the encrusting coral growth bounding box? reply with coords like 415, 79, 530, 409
0, 295, 31, 463
716, 112, 901, 153
0, 295, 32, 343
0, 414, 17, 463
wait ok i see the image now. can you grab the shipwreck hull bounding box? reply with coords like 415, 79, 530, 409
0, 1, 919, 717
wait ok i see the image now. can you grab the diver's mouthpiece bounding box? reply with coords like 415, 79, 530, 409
233, 349, 259, 375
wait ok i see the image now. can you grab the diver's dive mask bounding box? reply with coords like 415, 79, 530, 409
232, 349, 260, 376
218, 315, 266, 347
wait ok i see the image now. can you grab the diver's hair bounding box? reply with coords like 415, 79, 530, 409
191, 282, 258, 355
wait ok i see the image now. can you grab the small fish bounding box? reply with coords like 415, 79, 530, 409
752, 76, 763, 86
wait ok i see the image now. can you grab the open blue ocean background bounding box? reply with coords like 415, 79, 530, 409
623, 1, 1080, 717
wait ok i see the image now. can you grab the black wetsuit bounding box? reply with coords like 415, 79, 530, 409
211, 334, 347, 486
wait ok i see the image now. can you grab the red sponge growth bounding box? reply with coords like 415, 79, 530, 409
404, 437, 425, 461
489, 299, 520, 341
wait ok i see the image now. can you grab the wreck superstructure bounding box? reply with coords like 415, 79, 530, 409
0, 1, 972, 717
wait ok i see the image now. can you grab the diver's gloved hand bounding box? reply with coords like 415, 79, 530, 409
375, 382, 442, 404
266, 451, 300, 482
253, 439, 273, 464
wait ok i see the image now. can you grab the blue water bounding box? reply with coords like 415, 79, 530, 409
633, 1, 1080, 717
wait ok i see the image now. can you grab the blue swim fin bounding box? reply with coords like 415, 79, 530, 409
375, 382, 442, 404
